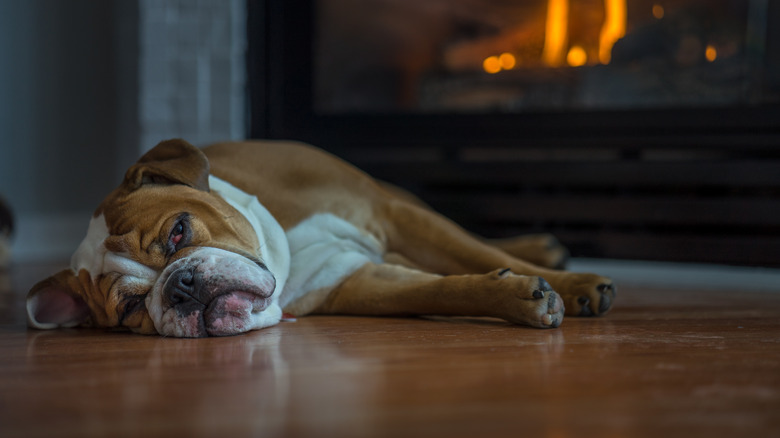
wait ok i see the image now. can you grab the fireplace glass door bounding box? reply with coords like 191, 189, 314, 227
315, 0, 777, 114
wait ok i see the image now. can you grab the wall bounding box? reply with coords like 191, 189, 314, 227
0, 0, 246, 262
138, 0, 246, 152
0, 0, 138, 261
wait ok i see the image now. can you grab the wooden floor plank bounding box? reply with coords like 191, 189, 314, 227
1, 262, 779, 438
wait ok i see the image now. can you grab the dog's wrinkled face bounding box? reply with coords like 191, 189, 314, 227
26, 140, 281, 337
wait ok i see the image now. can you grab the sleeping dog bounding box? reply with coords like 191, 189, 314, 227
27, 139, 615, 337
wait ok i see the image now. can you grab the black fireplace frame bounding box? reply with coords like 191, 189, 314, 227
248, 0, 780, 267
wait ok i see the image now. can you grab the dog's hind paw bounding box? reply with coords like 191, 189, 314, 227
551, 273, 616, 317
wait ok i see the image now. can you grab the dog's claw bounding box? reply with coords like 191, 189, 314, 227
598, 283, 615, 295
599, 293, 612, 314
537, 278, 553, 292
578, 296, 594, 316
532, 277, 554, 299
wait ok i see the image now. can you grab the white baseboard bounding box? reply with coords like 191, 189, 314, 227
569, 258, 780, 293
9, 212, 90, 262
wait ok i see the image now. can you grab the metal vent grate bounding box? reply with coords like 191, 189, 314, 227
350, 145, 780, 267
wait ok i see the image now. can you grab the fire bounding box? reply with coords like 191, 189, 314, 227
542, 0, 626, 67
499, 53, 517, 70
705, 45, 717, 62
483, 56, 502, 74
652, 4, 665, 19
542, 0, 569, 67
483, 53, 518, 74
599, 0, 627, 64
567, 46, 587, 67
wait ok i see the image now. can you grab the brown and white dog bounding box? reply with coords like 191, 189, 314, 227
26, 139, 615, 337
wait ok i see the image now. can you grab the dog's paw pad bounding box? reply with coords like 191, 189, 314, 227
542, 313, 557, 326
541, 292, 563, 327
598, 286, 614, 314
569, 279, 616, 317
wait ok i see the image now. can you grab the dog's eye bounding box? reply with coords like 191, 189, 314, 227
168, 217, 190, 254
171, 222, 184, 245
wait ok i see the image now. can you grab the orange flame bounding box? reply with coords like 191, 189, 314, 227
483, 56, 502, 74
705, 45, 717, 62
652, 4, 665, 19
599, 0, 626, 64
567, 46, 587, 67
542, 0, 569, 67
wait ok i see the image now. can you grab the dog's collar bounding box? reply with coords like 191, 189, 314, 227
208, 175, 290, 301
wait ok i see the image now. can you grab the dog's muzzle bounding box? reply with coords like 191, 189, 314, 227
151, 248, 278, 337
163, 266, 274, 335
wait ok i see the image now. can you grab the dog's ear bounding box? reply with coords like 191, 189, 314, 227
27, 270, 91, 330
124, 139, 210, 191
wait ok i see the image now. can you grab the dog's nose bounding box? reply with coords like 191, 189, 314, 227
165, 268, 201, 306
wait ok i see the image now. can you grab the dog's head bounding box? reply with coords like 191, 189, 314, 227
26, 139, 283, 337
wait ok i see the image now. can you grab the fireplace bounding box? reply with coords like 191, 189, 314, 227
248, 0, 780, 267
313, 0, 777, 113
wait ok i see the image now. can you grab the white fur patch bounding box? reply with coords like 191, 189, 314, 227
280, 213, 384, 313
71, 214, 109, 276
208, 175, 291, 301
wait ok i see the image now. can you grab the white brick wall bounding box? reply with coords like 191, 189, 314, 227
138, 0, 246, 152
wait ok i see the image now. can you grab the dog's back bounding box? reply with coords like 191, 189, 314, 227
205, 140, 397, 233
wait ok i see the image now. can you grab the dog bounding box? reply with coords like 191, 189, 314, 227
26, 139, 615, 337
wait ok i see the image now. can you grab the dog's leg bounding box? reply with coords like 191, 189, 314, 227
382, 201, 615, 316
315, 263, 564, 328
378, 181, 569, 269
487, 233, 570, 270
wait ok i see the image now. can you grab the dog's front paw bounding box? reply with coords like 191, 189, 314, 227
551, 273, 616, 317
492, 269, 564, 328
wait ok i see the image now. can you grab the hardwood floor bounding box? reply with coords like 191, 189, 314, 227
1, 261, 779, 438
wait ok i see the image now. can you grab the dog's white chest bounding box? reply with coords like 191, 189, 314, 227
280, 213, 383, 313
